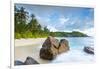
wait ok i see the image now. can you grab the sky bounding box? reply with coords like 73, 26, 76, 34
15, 3, 94, 36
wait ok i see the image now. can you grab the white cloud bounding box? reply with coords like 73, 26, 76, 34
82, 28, 94, 36
73, 28, 94, 36
47, 25, 58, 32
59, 16, 70, 25
63, 30, 72, 32
36, 15, 50, 22
72, 29, 80, 31
36, 15, 51, 27
36, 16, 41, 20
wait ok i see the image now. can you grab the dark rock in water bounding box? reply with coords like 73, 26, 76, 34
40, 36, 59, 60
84, 46, 94, 54
14, 60, 24, 65
58, 39, 69, 54
40, 36, 70, 60
24, 56, 39, 65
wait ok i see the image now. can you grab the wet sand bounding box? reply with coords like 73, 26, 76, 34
15, 38, 51, 64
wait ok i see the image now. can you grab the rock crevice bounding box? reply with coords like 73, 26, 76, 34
40, 36, 69, 60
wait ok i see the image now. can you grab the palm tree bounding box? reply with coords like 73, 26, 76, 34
14, 6, 29, 33
28, 14, 39, 33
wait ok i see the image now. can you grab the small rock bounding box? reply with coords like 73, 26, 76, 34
14, 60, 24, 65
24, 56, 39, 65
84, 46, 94, 54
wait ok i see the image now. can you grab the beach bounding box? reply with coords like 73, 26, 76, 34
15, 38, 52, 64
15, 37, 95, 64
15, 38, 46, 47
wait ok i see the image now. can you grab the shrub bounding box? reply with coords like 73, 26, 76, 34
15, 33, 21, 39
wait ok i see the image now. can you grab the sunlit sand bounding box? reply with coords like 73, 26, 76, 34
15, 38, 52, 64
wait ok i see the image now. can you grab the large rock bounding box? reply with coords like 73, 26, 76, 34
58, 39, 69, 54
40, 48, 54, 60
24, 56, 39, 65
84, 46, 94, 54
40, 36, 59, 60
40, 36, 69, 60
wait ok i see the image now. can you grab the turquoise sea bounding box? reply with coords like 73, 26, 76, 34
51, 37, 95, 63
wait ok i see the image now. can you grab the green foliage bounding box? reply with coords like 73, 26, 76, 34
15, 33, 21, 39
14, 6, 50, 39
44, 26, 50, 33
49, 31, 88, 37
14, 6, 88, 39
71, 31, 88, 37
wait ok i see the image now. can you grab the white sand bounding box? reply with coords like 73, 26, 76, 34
15, 38, 52, 64
15, 38, 46, 47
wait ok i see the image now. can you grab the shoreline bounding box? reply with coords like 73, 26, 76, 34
15, 37, 93, 47
15, 38, 46, 47
15, 38, 50, 64
15, 37, 94, 64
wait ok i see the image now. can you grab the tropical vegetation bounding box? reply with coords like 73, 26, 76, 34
14, 6, 88, 39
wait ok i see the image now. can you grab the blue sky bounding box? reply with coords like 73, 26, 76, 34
15, 4, 94, 36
